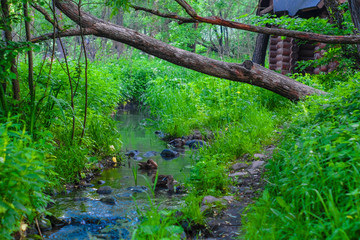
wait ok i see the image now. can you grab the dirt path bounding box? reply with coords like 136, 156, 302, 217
201, 145, 275, 239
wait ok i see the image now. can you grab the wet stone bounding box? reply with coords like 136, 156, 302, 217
160, 149, 179, 160
127, 186, 148, 193
125, 150, 139, 157
100, 196, 116, 205
73, 197, 90, 201
97, 186, 113, 194
39, 217, 52, 232
97, 180, 105, 185
143, 151, 158, 157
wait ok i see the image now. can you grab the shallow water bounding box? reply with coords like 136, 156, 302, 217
45, 109, 193, 240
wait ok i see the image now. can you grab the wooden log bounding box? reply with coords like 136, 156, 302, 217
277, 48, 291, 56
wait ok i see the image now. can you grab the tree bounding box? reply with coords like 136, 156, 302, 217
31, 0, 360, 100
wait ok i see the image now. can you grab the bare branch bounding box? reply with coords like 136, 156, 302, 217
131, 5, 196, 24
174, 0, 360, 44
174, 0, 198, 18
31, 28, 97, 43
31, 3, 62, 30
54, 0, 326, 101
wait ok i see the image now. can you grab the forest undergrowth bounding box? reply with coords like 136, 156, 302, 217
2, 52, 360, 239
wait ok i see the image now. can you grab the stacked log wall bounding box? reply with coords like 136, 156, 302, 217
269, 36, 297, 75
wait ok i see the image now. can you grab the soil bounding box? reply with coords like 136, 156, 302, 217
199, 145, 275, 240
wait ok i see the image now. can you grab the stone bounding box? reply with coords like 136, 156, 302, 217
97, 180, 105, 185
222, 196, 235, 203
96, 186, 113, 194
201, 196, 227, 214
160, 149, 179, 160
249, 160, 265, 170
143, 151, 158, 158
202, 196, 220, 205
185, 140, 206, 149
100, 196, 116, 205
228, 172, 248, 177
125, 150, 139, 157
253, 153, 266, 160
127, 186, 148, 193
39, 217, 52, 232
73, 197, 90, 201
231, 163, 248, 171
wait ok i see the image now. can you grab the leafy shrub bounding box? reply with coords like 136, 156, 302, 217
244, 78, 360, 239
0, 117, 52, 239
86, 114, 122, 157
133, 200, 184, 240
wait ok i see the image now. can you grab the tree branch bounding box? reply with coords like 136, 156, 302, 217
174, 0, 198, 18
54, 0, 326, 101
31, 3, 62, 31
172, 0, 360, 44
131, 5, 196, 24
31, 28, 97, 43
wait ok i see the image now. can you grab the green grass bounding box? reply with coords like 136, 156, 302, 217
243, 76, 360, 239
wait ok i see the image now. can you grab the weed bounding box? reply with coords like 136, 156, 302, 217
244, 78, 360, 239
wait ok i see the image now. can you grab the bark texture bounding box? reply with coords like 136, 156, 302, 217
252, 33, 269, 66
1, 0, 20, 101
54, 0, 325, 101
349, 0, 360, 56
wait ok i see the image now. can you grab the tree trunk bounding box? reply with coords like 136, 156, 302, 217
1, 0, 20, 101
324, 0, 345, 29
24, 2, 35, 102
112, 10, 124, 58
252, 33, 269, 66
349, 0, 360, 57
54, 0, 325, 101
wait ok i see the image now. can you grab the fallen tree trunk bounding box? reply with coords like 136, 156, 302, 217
54, 0, 325, 101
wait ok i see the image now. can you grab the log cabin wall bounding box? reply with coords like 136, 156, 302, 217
263, 0, 342, 75
269, 36, 298, 75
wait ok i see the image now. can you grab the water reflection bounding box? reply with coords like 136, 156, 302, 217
45, 109, 193, 239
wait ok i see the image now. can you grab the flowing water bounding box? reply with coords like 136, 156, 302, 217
45, 108, 193, 240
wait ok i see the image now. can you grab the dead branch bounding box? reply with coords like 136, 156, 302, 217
170, 0, 360, 44
31, 3, 62, 31
31, 28, 97, 43
131, 5, 196, 24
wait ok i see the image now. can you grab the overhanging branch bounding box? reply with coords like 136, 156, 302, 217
31, 3, 62, 31
172, 0, 360, 44
131, 5, 196, 24
31, 28, 97, 43
54, 0, 326, 101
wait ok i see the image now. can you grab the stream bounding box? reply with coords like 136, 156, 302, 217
44, 108, 193, 240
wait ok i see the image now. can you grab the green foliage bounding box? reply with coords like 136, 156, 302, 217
252, 14, 353, 35
133, 199, 184, 240
0, 116, 52, 239
86, 114, 122, 157
244, 77, 360, 239
296, 46, 358, 90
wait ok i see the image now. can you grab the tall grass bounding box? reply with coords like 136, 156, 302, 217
0, 116, 53, 239
244, 76, 360, 239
